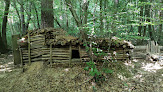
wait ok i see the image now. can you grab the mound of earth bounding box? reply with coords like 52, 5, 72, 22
0, 54, 163, 92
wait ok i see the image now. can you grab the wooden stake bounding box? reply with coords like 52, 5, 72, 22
50, 44, 52, 67
28, 33, 31, 65
19, 47, 23, 67
79, 45, 82, 62
69, 44, 72, 66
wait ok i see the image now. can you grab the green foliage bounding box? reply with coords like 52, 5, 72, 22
84, 60, 113, 83
84, 61, 101, 76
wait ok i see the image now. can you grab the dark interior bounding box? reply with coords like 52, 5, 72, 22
72, 50, 80, 59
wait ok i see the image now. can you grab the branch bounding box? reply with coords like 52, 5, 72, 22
65, 0, 81, 27
25, 2, 32, 30
54, 16, 62, 28
82, 1, 89, 25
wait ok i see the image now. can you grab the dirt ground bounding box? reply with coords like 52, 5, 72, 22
0, 53, 163, 92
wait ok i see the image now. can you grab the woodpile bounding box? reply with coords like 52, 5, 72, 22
18, 28, 134, 65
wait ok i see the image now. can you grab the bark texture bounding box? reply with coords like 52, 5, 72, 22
1, 0, 10, 51
41, 0, 54, 28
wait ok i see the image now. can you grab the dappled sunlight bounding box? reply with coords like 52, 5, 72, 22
0, 68, 12, 72
117, 74, 127, 80
142, 62, 163, 72
132, 59, 138, 62
0, 62, 14, 73
64, 68, 70, 72
124, 61, 134, 68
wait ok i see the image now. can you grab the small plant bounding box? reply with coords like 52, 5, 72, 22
84, 60, 113, 84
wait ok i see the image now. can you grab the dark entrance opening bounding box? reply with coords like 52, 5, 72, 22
72, 50, 80, 59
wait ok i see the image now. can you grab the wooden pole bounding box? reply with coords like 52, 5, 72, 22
69, 44, 72, 66
12, 34, 21, 65
50, 44, 52, 67
79, 45, 82, 62
19, 47, 23, 67
28, 33, 31, 65
123, 49, 125, 61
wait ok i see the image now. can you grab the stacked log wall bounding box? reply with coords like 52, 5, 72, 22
21, 34, 133, 65
79, 47, 90, 61
22, 34, 45, 63
42, 47, 70, 63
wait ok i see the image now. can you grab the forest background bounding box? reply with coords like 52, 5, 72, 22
0, 0, 162, 53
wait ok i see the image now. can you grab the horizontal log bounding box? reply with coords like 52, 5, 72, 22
23, 57, 42, 61
71, 59, 81, 62
80, 54, 89, 57
30, 40, 44, 44
30, 46, 44, 49
53, 60, 69, 63
22, 51, 46, 55
23, 59, 43, 62
41, 52, 69, 55
41, 50, 69, 53
42, 58, 69, 60
23, 53, 42, 57
23, 51, 70, 56
31, 44, 44, 47
23, 56, 42, 60
30, 39, 44, 42
22, 51, 70, 56
30, 35, 44, 38
42, 54, 69, 57
41, 47, 69, 50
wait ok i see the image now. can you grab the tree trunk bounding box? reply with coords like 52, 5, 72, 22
112, 0, 119, 36
25, 2, 32, 30
33, 2, 40, 29
143, 26, 146, 36
100, 0, 103, 32
158, 0, 162, 44
13, 0, 21, 33
0, 24, 5, 53
2, 0, 10, 50
20, 2, 25, 35
41, 0, 54, 28
146, 3, 154, 40
138, 5, 143, 36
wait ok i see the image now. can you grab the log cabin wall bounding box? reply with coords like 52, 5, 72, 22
21, 36, 132, 65
20, 28, 134, 65
79, 46, 89, 61
22, 34, 45, 64
42, 46, 70, 63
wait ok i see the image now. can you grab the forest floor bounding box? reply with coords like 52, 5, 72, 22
0, 52, 163, 92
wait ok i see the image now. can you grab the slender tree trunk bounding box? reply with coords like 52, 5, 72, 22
143, 0, 147, 37
82, 0, 89, 25
0, 24, 5, 53
13, 0, 21, 33
65, 0, 89, 40
54, 16, 62, 28
100, 0, 103, 32
112, 0, 119, 36
143, 26, 146, 36
20, 2, 25, 35
138, 5, 143, 36
66, 7, 69, 28
146, 2, 154, 40
41, 0, 54, 28
33, 2, 40, 29
2, 0, 10, 50
158, 0, 162, 43
25, 2, 32, 30
65, 0, 81, 27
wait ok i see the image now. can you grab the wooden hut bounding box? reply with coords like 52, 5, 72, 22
18, 28, 134, 65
